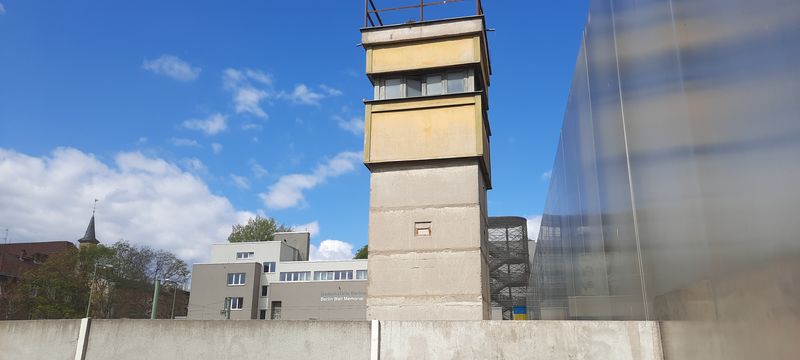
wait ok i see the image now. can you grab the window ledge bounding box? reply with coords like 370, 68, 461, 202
364, 90, 483, 105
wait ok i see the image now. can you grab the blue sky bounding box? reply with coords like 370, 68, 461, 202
0, 1, 589, 263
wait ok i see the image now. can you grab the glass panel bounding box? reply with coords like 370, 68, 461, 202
530, 0, 800, 357
406, 76, 422, 97
446, 71, 465, 94
425, 74, 442, 95
384, 78, 402, 99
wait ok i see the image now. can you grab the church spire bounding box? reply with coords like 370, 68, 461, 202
78, 199, 100, 246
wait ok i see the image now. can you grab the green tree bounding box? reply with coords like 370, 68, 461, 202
354, 244, 368, 259
227, 216, 291, 243
5, 240, 189, 320
22, 244, 114, 319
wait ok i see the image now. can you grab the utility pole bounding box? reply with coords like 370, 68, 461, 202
150, 279, 160, 319
170, 285, 178, 319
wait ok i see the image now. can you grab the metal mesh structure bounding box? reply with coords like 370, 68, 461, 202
487, 216, 530, 320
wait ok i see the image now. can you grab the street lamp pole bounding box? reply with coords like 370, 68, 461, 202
86, 263, 112, 318
161, 279, 180, 319
150, 279, 160, 320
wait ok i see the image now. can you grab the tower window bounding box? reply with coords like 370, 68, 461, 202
406, 76, 423, 97
425, 74, 443, 95
446, 71, 466, 94
376, 69, 473, 100
384, 77, 403, 99
415, 221, 432, 236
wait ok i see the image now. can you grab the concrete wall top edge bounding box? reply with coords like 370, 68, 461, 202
361, 16, 485, 45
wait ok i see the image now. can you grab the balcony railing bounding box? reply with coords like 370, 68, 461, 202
364, 0, 484, 28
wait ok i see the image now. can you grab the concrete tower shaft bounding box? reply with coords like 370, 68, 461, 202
361, 15, 493, 320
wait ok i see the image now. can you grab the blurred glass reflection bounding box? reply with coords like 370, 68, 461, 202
529, 0, 800, 358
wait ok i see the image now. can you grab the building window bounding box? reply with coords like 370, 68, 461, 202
270, 301, 282, 320
356, 270, 368, 280
279, 271, 310, 282
377, 70, 471, 100
425, 74, 443, 95
225, 297, 244, 310
313, 270, 354, 281
227, 272, 246, 285
406, 76, 422, 97
263, 261, 276, 273
236, 251, 254, 260
261, 285, 269, 297
384, 77, 403, 99
446, 71, 466, 94
259, 309, 267, 320
415, 221, 432, 236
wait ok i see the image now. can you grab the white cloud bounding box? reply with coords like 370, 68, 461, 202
309, 239, 354, 261
0, 147, 255, 264
170, 138, 200, 147
0, 4, 5, 15
182, 113, 227, 135
334, 115, 364, 135
526, 215, 542, 240
251, 162, 268, 179
223, 68, 275, 118
541, 170, 552, 181
291, 221, 320, 237
259, 151, 361, 209
211, 143, 223, 154
136, 137, 148, 145
287, 84, 324, 105
230, 174, 250, 190
182, 158, 208, 174
241, 123, 262, 131
142, 55, 201, 81
319, 84, 343, 97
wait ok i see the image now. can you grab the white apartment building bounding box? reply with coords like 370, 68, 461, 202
187, 232, 368, 320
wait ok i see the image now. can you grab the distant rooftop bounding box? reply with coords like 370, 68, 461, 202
364, 0, 484, 28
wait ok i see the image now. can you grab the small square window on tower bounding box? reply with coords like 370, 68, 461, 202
414, 221, 432, 236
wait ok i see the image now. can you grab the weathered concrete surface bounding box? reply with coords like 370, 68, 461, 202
0, 319, 663, 359
0, 319, 80, 360
84, 320, 370, 360
379, 321, 663, 360
367, 161, 490, 320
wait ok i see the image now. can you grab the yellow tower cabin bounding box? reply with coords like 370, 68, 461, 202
361, 0, 493, 320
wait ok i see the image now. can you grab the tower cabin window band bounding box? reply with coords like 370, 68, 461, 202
375, 69, 474, 100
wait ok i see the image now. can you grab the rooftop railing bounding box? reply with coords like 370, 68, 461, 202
364, 0, 484, 28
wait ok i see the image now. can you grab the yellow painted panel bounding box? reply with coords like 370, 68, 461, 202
369, 36, 479, 74
368, 104, 479, 162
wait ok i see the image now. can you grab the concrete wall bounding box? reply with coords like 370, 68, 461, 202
0, 319, 80, 360
84, 320, 370, 360
269, 280, 366, 320
378, 321, 663, 360
367, 160, 489, 320
0, 319, 664, 360
187, 262, 260, 320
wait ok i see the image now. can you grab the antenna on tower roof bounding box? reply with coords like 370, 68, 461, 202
92, 198, 99, 216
